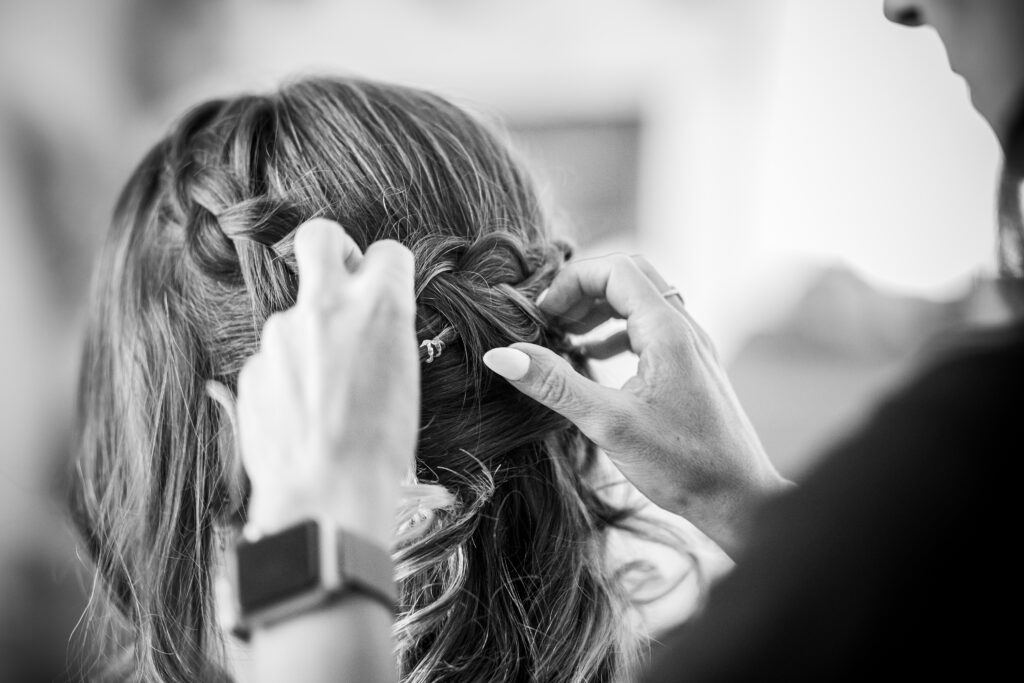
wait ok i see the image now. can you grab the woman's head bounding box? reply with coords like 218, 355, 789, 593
884, 0, 1024, 149
884, 0, 1024, 294
72, 77, 642, 681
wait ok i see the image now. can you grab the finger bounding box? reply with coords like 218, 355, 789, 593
630, 255, 686, 316
205, 380, 248, 515
561, 300, 622, 335
541, 255, 682, 357
352, 241, 418, 346
295, 218, 364, 309
482, 343, 632, 444
626, 255, 708, 345
576, 329, 631, 360
627, 255, 713, 349
540, 254, 668, 322
629, 255, 670, 291
235, 356, 274, 475
356, 239, 416, 301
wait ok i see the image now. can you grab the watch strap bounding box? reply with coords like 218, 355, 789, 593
229, 518, 397, 639
334, 526, 398, 612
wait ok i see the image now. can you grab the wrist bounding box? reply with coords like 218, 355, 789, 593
247, 466, 401, 547
681, 473, 795, 559
226, 517, 398, 640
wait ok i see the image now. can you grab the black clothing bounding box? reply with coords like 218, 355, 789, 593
646, 320, 1024, 681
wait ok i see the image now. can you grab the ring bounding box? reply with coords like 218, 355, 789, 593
661, 286, 685, 306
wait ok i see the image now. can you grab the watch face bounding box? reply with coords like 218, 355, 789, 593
237, 520, 322, 613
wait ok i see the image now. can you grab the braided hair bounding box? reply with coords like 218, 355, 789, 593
72, 77, 684, 682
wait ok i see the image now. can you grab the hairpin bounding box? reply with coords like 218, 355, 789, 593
418, 326, 457, 364
419, 336, 446, 364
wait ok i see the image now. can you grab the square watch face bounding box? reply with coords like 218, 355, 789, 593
236, 520, 322, 613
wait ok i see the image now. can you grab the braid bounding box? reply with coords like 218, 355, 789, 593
413, 232, 572, 373
74, 77, 697, 683
147, 110, 302, 385
174, 171, 298, 333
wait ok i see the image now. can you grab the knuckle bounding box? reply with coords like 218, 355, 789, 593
293, 219, 332, 257
676, 314, 714, 353
558, 258, 584, 279
652, 308, 685, 335
379, 238, 413, 257
612, 253, 646, 282
301, 217, 342, 232
367, 280, 415, 322
534, 363, 572, 408
367, 239, 413, 266
595, 407, 635, 445
362, 243, 415, 287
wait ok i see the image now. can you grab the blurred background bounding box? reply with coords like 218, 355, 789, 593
0, 0, 1013, 678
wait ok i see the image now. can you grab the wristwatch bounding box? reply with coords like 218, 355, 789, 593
224, 517, 397, 639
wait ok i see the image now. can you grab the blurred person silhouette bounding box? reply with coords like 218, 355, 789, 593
485, 1, 1023, 679
216, 1, 1023, 681
69, 77, 706, 682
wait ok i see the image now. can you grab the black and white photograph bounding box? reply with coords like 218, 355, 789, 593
1, 1, 1020, 681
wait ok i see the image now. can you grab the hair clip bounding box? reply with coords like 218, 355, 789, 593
418, 326, 456, 364
419, 337, 446, 364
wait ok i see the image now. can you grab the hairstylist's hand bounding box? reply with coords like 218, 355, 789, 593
483, 254, 791, 557
234, 218, 418, 548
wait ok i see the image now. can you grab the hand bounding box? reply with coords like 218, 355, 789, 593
482, 254, 791, 557
235, 219, 418, 547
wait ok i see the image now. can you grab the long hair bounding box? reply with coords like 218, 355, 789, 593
998, 93, 1024, 311
71, 77, 660, 682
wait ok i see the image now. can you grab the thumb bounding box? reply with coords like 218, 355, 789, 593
483, 343, 626, 440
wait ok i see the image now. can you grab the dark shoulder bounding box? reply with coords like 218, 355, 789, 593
913, 318, 1024, 386
872, 318, 1024, 431
642, 320, 1023, 683
814, 318, 1024, 494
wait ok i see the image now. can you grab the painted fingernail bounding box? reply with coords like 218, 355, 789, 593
483, 348, 531, 381
536, 288, 550, 307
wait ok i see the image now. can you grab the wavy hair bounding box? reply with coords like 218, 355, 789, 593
998, 106, 1024, 309
71, 77, 686, 682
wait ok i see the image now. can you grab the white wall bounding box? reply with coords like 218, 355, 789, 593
179, 0, 1001, 359
751, 0, 1000, 310
1, 1, 1000, 480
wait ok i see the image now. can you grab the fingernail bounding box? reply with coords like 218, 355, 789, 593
536, 288, 549, 307
483, 348, 531, 381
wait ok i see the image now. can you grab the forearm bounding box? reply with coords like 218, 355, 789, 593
231, 220, 414, 683
251, 597, 395, 683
